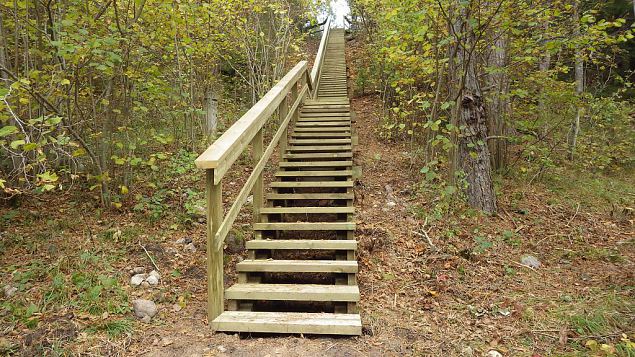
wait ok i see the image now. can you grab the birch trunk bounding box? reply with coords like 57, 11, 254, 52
205, 88, 219, 138
487, 34, 508, 171
568, 2, 584, 161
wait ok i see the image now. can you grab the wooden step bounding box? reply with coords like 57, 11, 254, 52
236, 259, 358, 273
279, 161, 353, 168
297, 117, 350, 122
259, 206, 355, 214
246, 239, 357, 250
253, 222, 355, 231
225, 283, 359, 302
283, 152, 352, 159
293, 127, 350, 132
288, 139, 352, 145
269, 181, 353, 188
291, 132, 351, 138
300, 112, 350, 117
295, 122, 351, 127
212, 311, 362, 335
275, 170, 352, 177
266, 193, 353, 200
286, 145, 352, 152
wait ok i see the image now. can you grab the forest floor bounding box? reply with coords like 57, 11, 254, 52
1, 47, 634, 357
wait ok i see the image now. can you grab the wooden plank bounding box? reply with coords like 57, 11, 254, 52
293, 127, 351, 132
283, 152, 352, 159
206, 170, 224, 321
253, 222, 356, 231
212, 311, 362, 335
291, 132, 351, 138
211, 86, 308, 250
269, 181, 353, 188
286, 145, 352, 152
236, 259, 358, 273
225, 284, 359, 302
195, 61, 308, 174
295, 122, 351, 127
259, 206, 355, 214
246, 239, 357, 250
267, 193, 353, 200
297, 117, 350, 122
300, 112, 350, 117
278, 160, 353, 167
310, 18, 331, 95
288, 139, 352, 145
275, 170, 352, 177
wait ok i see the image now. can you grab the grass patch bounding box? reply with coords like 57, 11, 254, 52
87, 318, 134, 337
542, 167, 635, 212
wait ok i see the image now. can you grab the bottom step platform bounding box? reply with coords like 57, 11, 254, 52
212, 311, 362, 335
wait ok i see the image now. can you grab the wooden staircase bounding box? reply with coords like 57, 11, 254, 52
211, 28, 361, 335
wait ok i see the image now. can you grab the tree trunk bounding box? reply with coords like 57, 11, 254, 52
568, 2, 584, 161
487, 34, 508, 171
205, 87, 218, 138
455, 1, 497, 214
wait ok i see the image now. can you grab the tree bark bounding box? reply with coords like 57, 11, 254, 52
568, 1, 584, 161
486, 33, 508, 171
205, 87, 218, 138
455, 1, 497, 214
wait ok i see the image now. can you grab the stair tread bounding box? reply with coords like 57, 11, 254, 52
275, 170, 352, 177
269, 180, 353, 188
246, 239, 357, 250
212, 311, 362, 335
253, 222, 355, 231
236, 259, 358, 273
226, 283, 359, 301
259, 206, 355, 214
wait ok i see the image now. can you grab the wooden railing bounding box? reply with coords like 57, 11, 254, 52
194, 20, 331, 321
310, 18, 331, 98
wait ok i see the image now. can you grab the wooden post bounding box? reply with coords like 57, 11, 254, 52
278, 96, 289, 159
251, 129, 264, 224
206, 169, 224, 322
291, 83, 299, 124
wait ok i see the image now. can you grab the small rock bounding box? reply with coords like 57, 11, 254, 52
132, 299, 158, 320
132, 267, 146, 275
161, 338, 174, 347
141, 315, 152, 323
146, 275, 159, 286
141, 281, 150, 288
225, 233, 245, 254
487, 350, 503, 357
130, 274, 146, 287
246, 195, 253, 204
461, 346, 474, 357
217, 345, 227, 353
149, 270, 161, 279
184, 242, 197, 252
175, 238, 186, 244
172, 304, 182, 312
521, 255, 541, 269
386, 201, 397, 208
183, 237, 193, 244
3, 285, 17, 298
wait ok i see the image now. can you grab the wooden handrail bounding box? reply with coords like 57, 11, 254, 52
310, 18, 331, 97
195, 21, 330, 322
211, 84, 308, 251
195, 61, 309, 181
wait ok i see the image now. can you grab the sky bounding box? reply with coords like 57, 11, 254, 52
329, 0, 351, 28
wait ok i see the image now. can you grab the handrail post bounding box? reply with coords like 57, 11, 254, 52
251, 129, 264, 222
206, 169, 224, 322
278, 95, 289, 159
291, 82, 299, 124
